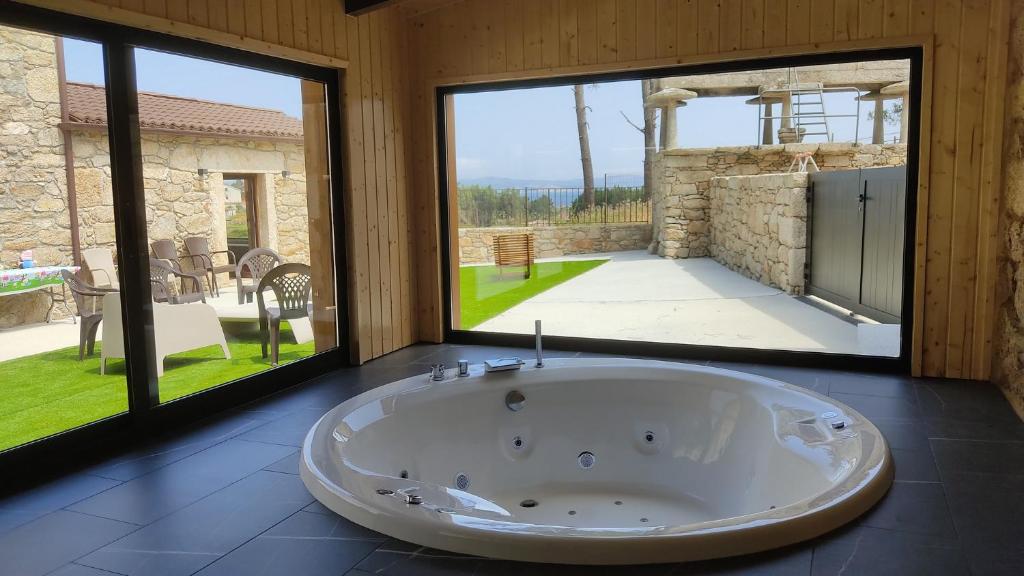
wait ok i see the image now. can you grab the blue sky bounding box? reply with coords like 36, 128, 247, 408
454, 82, 900, 182
63, 38, 303, 117
64, 38, 901, 182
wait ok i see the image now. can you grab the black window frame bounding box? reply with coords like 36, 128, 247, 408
437, 46, 923, 374
0, 0, 349, 483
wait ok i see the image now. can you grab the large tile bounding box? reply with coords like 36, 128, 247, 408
0, 474, 121, 536
77, 471, 313, 576
810, 526, 968, 575
86, 415, 266, 481
48, 564, 124, 576
194, 511, 383, 576
265, 451, 301, 475
827, 371, 915, 399
352, 540, 489, 576
924, 417, 1024, 442
828, 391, 920, 419
915, 379, 1020, 423
930, 438, 1024, 477
68, 439, 294, 525
238, 407, 330, 447
0, 510, 136, 576
857, 481, 957, 540
670, 545, 812, 575
710, 362, 829, 394
889, 448, 940, 482
941, 470, 1024, 576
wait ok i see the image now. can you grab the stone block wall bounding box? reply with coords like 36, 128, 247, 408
994, 0, 1024, 420
651, 143, 906, 258
459, 223, 652, 264
709, 173, 809, 294
0, 25, 313, 328
0, 27, 70, 328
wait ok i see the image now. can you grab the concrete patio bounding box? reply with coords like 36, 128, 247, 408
473, 250, 900, 356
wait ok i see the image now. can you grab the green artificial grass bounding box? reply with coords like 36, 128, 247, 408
458, 259, 607, 329
0, 323, 315, 451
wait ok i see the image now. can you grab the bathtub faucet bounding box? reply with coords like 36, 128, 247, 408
535, 320, 544, 368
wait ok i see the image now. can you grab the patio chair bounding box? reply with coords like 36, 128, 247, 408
494, 233, 534, 279
100, 291, 230, 377
81, 247, 119, 290
184, 236, 237, 298
256, 263, 312, 366
61, 269, 117, 361
235, 247, 282, 305
149, 258, 206, 305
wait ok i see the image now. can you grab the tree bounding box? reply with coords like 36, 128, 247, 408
573, 84, 595, 209
620, 79, 658, 202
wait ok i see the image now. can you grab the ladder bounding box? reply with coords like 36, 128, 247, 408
786, 68, 833, 142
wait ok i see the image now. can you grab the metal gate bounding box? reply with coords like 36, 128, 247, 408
807, 166, 906, 323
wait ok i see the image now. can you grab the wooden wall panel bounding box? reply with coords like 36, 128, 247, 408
405, 0, 1012, 381
21, 0, 419, 363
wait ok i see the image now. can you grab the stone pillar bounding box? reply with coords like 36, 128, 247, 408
872, 98, 885, 144
646, 88, 697, 151
881, 81, 911, 144
762, 102, 774, 145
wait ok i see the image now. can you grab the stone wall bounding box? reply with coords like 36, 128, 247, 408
0, 27, 69, 328
0, 26, 311, 328
72, 130, 309, 271
993, 0, 1024, 420
459, 223, 652, 264
651, 142, 906, 258
709, 173, 808, 294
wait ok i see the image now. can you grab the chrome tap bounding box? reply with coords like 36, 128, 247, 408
535, 319, 544, 368
430, 363, 446, 381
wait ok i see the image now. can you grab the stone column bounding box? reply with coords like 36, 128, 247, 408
646, 88, 697, 151
746, 95, 782, 145
881, 81, 911, 144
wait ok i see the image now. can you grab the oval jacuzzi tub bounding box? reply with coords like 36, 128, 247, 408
300, 358, 892, 565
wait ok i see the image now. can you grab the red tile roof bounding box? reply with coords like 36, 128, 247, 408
65, 82, 304, 140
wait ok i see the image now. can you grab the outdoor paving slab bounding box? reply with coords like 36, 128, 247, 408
68, 439, 294, 525
77, 470, 313, 576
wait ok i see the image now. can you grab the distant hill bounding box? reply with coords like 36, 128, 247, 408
459, 175, 644, 189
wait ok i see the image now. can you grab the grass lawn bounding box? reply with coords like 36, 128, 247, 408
0, 323, 314, 451
458, 259, 607, 329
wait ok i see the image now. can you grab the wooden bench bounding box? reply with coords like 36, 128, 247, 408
493, 233, 534, 279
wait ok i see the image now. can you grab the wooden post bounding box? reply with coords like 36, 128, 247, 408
300, 80, 337, 352
445, 94, 461, 329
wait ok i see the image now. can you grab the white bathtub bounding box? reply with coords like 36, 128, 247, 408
300, 358, 892, 564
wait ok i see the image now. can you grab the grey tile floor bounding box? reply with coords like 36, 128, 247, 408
1, 344, 1022, 576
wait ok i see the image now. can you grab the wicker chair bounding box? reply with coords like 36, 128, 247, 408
256, 263, 312, 366
235, 248, 282, 305
61, 269, 117, 360
183, 236, 237, 297
149, 258, 206, 305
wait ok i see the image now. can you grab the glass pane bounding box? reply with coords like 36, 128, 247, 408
131, 49, 339, 403
449, 59, 911, 358
0, 27, 128, 450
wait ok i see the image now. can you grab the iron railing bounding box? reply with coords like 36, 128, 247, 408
457, 186, 651, 228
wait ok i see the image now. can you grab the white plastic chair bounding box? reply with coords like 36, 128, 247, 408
82, 247, 120, 290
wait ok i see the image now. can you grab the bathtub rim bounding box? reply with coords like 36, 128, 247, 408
300, 358, 893, 565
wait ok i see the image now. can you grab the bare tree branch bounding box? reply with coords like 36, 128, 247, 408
619, 110, 645, 134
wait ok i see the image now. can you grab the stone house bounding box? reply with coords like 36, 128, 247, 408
1, 26, 310, 328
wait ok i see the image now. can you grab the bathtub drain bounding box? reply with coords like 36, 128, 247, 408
578, 451, 596, 469
454, 473, 470, 490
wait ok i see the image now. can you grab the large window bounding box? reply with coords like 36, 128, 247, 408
129, 49, 338, 403
0, 26, 127, 451
445, 56, 914, 360
0, 10, 344, 455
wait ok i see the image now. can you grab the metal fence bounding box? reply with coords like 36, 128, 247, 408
457, 186, 651, 228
